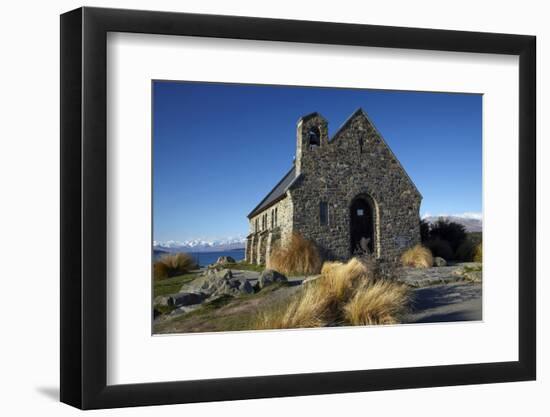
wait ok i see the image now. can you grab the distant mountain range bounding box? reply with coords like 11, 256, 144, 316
154, 214, 481, 253
153, 236, 246, 253
423, 213, 482, 233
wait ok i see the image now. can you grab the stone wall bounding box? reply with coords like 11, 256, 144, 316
245, 196, 293, 264
290, 110, 421, 262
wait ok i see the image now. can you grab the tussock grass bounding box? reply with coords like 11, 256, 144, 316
255, 257, 411, 329
318, 258, 371, 302
473, 243, 482, 263
343, 281, 411, 325
267, 233, 322, 276
154, 253, 198, 280
153, 262, 170, 280
254, 284, 328, 329
400, 244, 433, 268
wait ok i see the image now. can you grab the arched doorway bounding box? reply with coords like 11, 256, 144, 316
350, 196, 375, 255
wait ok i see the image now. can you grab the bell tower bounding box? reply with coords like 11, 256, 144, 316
295, 112, 328, 175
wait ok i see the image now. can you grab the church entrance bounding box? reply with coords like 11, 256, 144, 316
350, 196, 375, 255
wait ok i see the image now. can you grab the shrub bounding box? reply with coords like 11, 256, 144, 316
267, 233, 322, 276
473, 243, 482, 262
425, 238, 453, 261
343, 280, 411, 325
400, 244, 433, 268
455, 239, 475, 261
429, 218, 466, 252
255, 257, 411, 329
154, 252, 198, 279
420, 219, 431, 243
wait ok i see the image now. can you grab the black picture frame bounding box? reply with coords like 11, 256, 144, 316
60, 6, 536, 410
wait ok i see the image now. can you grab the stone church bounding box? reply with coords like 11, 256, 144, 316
245, 108, 421, 265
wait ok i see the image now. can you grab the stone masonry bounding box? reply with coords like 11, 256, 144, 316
246, 108, 422, 265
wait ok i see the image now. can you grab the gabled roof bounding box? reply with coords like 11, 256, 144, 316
247, 166, 299, 218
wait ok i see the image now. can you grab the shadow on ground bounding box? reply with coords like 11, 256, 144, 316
406, 282, 482, 324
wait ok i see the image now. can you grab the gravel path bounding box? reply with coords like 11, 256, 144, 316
405, 282, 482, 323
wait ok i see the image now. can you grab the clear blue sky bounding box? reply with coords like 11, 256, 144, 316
153, 81, 482, 242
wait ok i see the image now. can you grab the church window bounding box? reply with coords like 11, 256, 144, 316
320, 201, 329, 226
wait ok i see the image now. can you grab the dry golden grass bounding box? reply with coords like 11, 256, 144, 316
317, 258, 370, 302
267, 233, 322, 276
154, 253, 198, 280
153, 262, 169, 280
255, 284, 328, 329
255, 257, 411, 329
473, 243, 482, 263
343, 280, 411, 325
400, 244, 433, 268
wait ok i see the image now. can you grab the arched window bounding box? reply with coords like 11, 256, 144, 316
307, 126, 321, 148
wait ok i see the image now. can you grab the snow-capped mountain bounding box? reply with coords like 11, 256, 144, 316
153, 236, 246, 252
422, 212, 482, 233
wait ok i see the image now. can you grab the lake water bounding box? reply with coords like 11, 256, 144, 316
153, 248, 245, 266
188, 249, 245, 267
153, 248, 244, 266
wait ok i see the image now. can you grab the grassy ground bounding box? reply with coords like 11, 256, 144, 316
154, 271, 201, 297
462, 264, 482, 273
153, 283, 298, 334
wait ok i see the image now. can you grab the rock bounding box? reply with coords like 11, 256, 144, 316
464, 271, 482, 283
168, 292, 206, 307
236, 278, 254, 294
168, 304, 201, 317
180, 268, 255, 299
433, 257, 447, 267
258, 269, 288, 289
216, 256, 236, 264
154, 295, 170, 306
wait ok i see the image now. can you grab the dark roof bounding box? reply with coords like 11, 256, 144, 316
247, 166, 298, 218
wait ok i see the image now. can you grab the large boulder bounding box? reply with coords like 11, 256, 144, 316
216, 256, 236, 265
258, 269, 288, 289
433, 257, 447, 267
212, 276, 254, 296
183, 268, 254, 297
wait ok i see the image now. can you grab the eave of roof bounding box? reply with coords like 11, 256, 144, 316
247, 166, 298, 218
